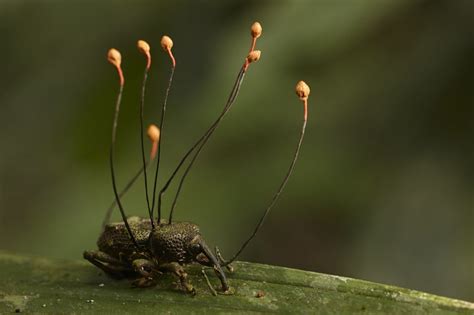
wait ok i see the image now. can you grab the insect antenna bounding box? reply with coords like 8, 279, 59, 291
222, 81, 311, 266
107, 48, 140, 248
136, 40, 155, 228
150, 36, 176, 225
161, 22, 263, 224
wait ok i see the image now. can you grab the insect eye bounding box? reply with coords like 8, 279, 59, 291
190, 243, 201, 254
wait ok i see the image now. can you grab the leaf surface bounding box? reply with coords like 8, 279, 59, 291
0, 251, 472, 314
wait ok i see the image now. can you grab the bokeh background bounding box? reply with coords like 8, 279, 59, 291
0, 0, 472, 301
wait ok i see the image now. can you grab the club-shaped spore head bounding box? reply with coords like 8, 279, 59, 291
295, 80, 310, 101
107, 48, 121, 68
161, 35, 173, 51
251, 22, 262, 39
137, 40, 151, 70
137, 40, 150, 55
107, 48, 124, 86
249, 22, 262, 53
295, 80, 310, 121
147, 124, 161, 143
247, 50, 261, 63
147, 124, 161, 160
245, 50, 261, 71
161, 35, 176, 67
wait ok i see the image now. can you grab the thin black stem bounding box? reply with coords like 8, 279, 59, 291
151, 66, 175, 225
139, 69, 154, 228
222, 110, 307, 266
162, 67, 246, 224
110, 85, 140, 249
101, 161, 151, 229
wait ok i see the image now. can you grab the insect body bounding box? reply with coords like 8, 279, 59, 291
84, 217, 228, 292
84, 22, 311, 295
84, 217, 153, 281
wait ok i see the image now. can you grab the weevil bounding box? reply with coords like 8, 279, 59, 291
84, 22, 311, 295
83, 217, 230, 292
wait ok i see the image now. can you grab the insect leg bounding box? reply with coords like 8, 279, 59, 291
159, 262, 195, 295
132, 258, 158, 277
199, 240, 230, 292
201, 268, 217, 296
215, 246, 234, 273
131, 259, 161, 288
83, 250, 130, 279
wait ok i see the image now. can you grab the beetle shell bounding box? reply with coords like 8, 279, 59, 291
97, 216, 152, 259
150, 222, 201, 264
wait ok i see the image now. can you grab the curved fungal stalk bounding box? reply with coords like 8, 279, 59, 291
163, 22, 263, 224
90, 24, 312, 296
101, 146, 157, 228
107, 48, 140, 248
222, 80, 311, 266
137, 40, 155, 228
150, 35, 176, 225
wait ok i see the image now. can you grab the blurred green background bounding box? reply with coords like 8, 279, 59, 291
0, 0, 472, 301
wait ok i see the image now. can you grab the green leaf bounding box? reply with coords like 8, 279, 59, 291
0, 251, 472, 314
